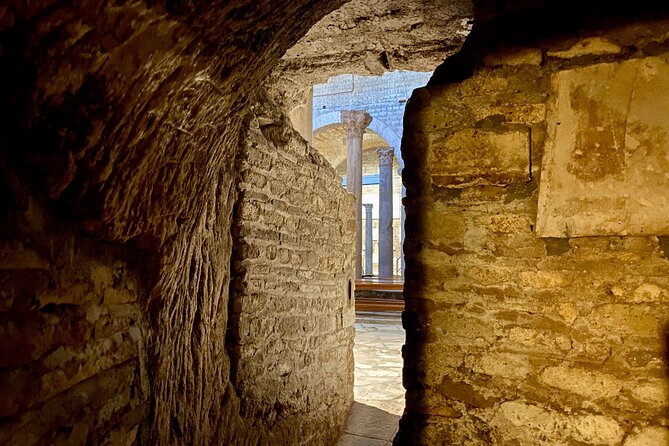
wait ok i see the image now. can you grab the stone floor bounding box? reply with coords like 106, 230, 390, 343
337, 311, 405, 446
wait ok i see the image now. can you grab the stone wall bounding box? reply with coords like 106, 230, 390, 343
228, 96, 355, 445
0, 174, 149, 445
0, 1, 351, 444
269, 0, 473, 109
399, 6, 669, 445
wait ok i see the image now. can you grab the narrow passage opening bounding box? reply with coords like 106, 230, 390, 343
292, 71, 432, 444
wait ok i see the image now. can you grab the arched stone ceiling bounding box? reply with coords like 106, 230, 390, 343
269, 0, 474, 108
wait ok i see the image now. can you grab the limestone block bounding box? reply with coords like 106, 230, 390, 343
537, 57, 669, 237
480, 214, 533, 235
571, 414, 624, 444
484, 47, 543, 66
430, 311, 496, 344
587, 304, 659, 338
557, 302, 579, 324
471, 103, 546, 125
520, 270, 568, 288
430, 128, 531, 187
466, 264, 515, 286
631, 283, 668, 303
628, 379, 669, 406
493, 401, 626, 445
547, 37, 622, 58
505, 326, 572, 355
493, 401, 563, 442
466, 352, 533, 379
539, 366, 622, 400
624, 426, 669, 446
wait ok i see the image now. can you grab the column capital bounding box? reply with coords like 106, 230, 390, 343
341, 110, 372, 138
377, 147, 394, 167
363, 203, 373, 213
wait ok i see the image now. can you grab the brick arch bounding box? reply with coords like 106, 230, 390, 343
313, 111, 404, 169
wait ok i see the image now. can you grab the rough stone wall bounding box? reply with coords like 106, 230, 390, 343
228, 95, 356, 445
399, 5, 669, 445
269, 0, 473, 109
0, 1, 350, 444
0, 175, 149, 445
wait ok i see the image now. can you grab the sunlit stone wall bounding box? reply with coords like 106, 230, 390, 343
400, 9, 669, 445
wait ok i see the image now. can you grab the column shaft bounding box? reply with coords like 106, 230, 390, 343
363, 204, 373, 276
377, 148, 394, 278
341, 111, 372, 279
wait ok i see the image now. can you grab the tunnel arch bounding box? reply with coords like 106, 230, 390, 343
13, 2, 669, 446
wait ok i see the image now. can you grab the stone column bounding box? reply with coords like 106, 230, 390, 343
341, 110, 372, 279
377, 147, 394, 278
363, 204, 373, 276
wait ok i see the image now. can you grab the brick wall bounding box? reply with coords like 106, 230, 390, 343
399, 9, 669, 445
227, 96, 356, 445
0, 178, 149, 444
0, 1, 348, 444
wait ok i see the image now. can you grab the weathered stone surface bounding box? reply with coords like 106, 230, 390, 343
547, 37, 623, 58
3, 2, 669, 446
269, 0, 473, 108
430, 128, 531, 187
0, 362, 146, 446
399, 9, 669, 445
484, 47, 543, 66
228, 94, 355, 445
539, 366, 622, 400
537, 57, 669, 237
0, 191, 148, 443
624, 426, 669, 446
491, 401, 626, 445
0, 0, 356, 444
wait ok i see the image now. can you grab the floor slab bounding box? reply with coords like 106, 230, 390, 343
337, 311, 405, 445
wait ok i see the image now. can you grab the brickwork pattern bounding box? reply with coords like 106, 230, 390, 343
0, 1, 349, 444
228, 97, 356, 445
0, 189, 148, 445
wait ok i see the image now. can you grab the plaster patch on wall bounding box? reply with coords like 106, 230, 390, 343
537, 57, 669, 237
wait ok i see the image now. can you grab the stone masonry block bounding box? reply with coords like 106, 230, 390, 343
429, 128, 531, 188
